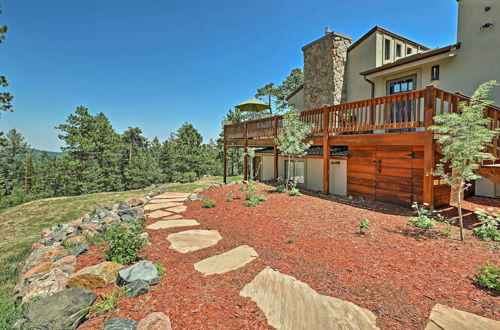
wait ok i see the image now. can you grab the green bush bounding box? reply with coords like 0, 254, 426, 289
172, 171, 197, 183
288, 188, 301, 197
408, 202, 437, 229
359, 218, 370, 234
154, 262, 165, 276
473, 209, 500, 242
245, 183, 257, 200
475, 264, 500, 291
105, 225, 146, 265
226, 194, 233, 202
245, 198, 260, 207
239, 185, 246, 191
257, 195, 267, 202
276, 185, 286, 193
202, 199, 216, 208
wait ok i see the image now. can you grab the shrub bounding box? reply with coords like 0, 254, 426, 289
154, 262, 165, 276
172, 171, 197, 183
202, 199, 216, 208
276, 185, 286, 193
408, 202, 437, 229
226, 194, 233, 202
245, 198, 260, 207
105, 225, 146, 265
288, 188, 301, 197
239, 185, 246, 191
73, 288, 125, 319
245, 182, 257, 200
359, 218, 370, 235
257, 195, 267, 202
473, 209, 500, 242
475, 264, 500, 291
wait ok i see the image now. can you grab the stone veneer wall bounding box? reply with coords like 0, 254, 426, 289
302, 32, 352, 110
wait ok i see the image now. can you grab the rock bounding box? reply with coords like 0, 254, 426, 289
139, 232, 150, 243
22, 262, 52, 281
194, 245, 258, 275
147, 219, 199, 230
104, 318, 138, 330
146, 210, 173, 219
240, 267, 379, 330
67, 261, 124, 290
31, 242, 44, 251
118, 201, 131, 211
153, 192, 191, 199
64, 235, 86, 245
425, 304, 500, 330
137, 312, 172, 330
127, 197, 147, 207
121, 213, 142, 223
23, 287, 97, 329
70, 242, 88, 256
41, 248, 68, 260
41, 228, 53, 238
125, 279, 149, 298
118, 261, 159, 285
193, 188, 204, 193
166, 205, 187, 213
19, 266, 73, 302
167, 230, 222, 253
54, 255, 76, 266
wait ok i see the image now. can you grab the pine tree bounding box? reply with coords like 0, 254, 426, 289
0, 5, 13, 146
0, 129, 32, 196
170, 123, 205, 178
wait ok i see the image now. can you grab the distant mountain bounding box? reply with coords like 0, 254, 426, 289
31, 149, 65, 158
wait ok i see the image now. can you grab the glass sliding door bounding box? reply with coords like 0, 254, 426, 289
284, 160, 306, 185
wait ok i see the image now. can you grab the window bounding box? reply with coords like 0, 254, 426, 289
386, 75, 417, 133
388, 77, 415, 95
384, 39, 391, 61
396, 43, 402, 58
284, 160, 305, 184
407, 47, 413, 55
431, 65, 440, 81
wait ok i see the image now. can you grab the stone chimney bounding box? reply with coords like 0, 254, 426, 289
302, 31, 352, 109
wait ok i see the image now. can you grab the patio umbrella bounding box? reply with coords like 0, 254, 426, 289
235, 98, 270, 113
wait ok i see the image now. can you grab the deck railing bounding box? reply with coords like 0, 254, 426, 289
225, 86, 500, 156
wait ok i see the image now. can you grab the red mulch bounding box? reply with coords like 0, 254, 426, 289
77, 184, 499, 329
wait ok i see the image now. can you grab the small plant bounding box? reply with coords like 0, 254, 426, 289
442, 219, 454, 236
286, 239, 293, 244
245, 182, 257, 200
239, 185, 246, 191
202, 199, 216, 208
245, 198, 260, 207
276, 185, 286, 193
257, 195, 267, 202
105, 225, 146, 265
154, 261, 165, 276
73, 288, 125, 319
226, 193, 233, 202
85, 232, 107, 247
408, 202, 438, 229
359, 218, 370, 235
475, 264, 500, 291
473, 209, 500, 242
288, 188, 301, 197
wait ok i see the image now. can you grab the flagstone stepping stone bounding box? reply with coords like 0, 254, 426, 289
146, 210, 173, 219
148, 200, 184, 206
167, 230, 222, 253
240, 267, 379, 330
167, 205, 187, 213
153, 192, 191, 199
164, 214, 183, 220
194, 245, 258, 275
147, 220, 199, 230
145, 203, 180, 211
425, 304, 500, 330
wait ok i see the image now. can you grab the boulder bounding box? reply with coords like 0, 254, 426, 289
118, 201, 131, 211
118, 261, 159, 285
104, 318, 138, 330
137, 312, 172, 330
41, 248, 68, 260
23, 287, 97, 329
425, 304, 500, 330
54, 255, 77, 266
127, 197, 147, 207
64, 235, 86, 245
67, 261, 124, 290
70, 242, 88, 256
22, 262, 52, 281
124, 279, 149, 298
18, 266, 74, 302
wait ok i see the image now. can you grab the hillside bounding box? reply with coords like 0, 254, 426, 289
31, 148, 65, 158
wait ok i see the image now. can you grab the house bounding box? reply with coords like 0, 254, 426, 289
223, 0, 500, 207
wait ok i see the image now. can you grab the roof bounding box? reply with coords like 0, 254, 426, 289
348, 26, 430, 53
286, 85, 303, 101
360, 43, 461, 76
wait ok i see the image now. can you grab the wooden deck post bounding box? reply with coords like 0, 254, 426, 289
273, 117, 279, 180
322, 107, 330, 194
243, 122, 248, 181
423, 85, 436, 207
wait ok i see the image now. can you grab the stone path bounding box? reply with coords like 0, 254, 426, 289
167, 230, 222, 253
147, 220, 199, 230
425, 304, 500, 330
194, 245, 258, 275
240, 267, 380, 330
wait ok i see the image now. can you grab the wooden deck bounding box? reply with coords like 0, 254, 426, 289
223, 85, 500, 207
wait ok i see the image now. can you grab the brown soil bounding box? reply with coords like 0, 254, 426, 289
78, 184, 499, 329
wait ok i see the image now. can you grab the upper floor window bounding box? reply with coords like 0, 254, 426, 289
407, 47, 413, 55
396, 43, 402, 58
384, 39, 391, 61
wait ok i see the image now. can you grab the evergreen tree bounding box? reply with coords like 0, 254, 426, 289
0, 129, 32, 196
170, 123, 204, 178
0, 5, 13, 146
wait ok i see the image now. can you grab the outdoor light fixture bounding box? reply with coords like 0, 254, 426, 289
431, 65, 440, 81
485, 6, 491, 12
481, 22, 494, 30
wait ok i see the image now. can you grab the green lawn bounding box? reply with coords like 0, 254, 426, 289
0, 175, 241, 299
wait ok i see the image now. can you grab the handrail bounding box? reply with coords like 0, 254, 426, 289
224, 86, 499, 157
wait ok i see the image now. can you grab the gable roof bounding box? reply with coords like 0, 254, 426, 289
360, 43, 460, 76
348, 26, 430, 53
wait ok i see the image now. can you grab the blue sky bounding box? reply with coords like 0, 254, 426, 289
0, 0, 458, 151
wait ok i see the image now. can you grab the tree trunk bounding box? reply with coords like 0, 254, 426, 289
286, 155, 292, 191
457, 181, 465, 242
